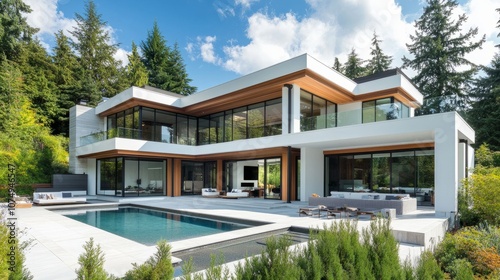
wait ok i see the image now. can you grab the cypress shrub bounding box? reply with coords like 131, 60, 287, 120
124, 239, 174, 280
75, 238, 109, 280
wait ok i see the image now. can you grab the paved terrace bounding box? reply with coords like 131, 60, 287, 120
15, 196, 448, 279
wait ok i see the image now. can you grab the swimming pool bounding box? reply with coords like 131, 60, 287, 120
60, 206, 249, 245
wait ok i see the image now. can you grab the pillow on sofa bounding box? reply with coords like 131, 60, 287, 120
62, 192, 72, 198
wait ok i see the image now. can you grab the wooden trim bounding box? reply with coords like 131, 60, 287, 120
217, 160, 223, 191
173, 159, 182, 196
323, 142, 435, 155
166, 158, 173, 197
353, 88, 420, 108
98, 98, 184, 117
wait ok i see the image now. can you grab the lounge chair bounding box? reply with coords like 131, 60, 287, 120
298, 207, 320, 217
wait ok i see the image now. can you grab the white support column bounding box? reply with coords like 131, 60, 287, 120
434, 126, 458, 218
301, 147, 324, 201
281, 84, 301, 134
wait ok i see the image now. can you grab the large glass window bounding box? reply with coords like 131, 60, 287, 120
98, 157, 165, 197
233, 107, 247, 140
155, 110, 175, 143
300, 91, 313, 131
300, 90, 337, 131
363, 97, 410, 123
104, 98, 282, 146
141, 107, 155, 141
372, 153, 390, 192
248, 103, 265, 138
181, 161, 216, 195
265, 99, 282, 136
325, 149, 434, 206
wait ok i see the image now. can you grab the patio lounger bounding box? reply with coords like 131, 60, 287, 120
298, 207, 319, 217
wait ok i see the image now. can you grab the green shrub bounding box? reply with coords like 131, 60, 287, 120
0, 208, 33, 280
75, 238, 109, 280
415, 250, 444, 280
463, 166, 500, 225
124, 239, 174, 280
233, 235, 301, 280
363, 218, 403, 279
448, 259, 474, 280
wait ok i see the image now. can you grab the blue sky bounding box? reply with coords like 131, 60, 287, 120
25, 0, 499, 92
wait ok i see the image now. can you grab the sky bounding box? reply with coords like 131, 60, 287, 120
23, 0, 499, 92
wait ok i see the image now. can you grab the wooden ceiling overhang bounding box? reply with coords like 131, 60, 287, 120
97, 69, 420, 117
78, 146, 298, 161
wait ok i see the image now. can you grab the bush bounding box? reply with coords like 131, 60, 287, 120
0, 207, 33, 280
448, 259, 474, 280
414, 250, 444, 280
75, 238, 109, 280
463, 166, 500, 225
124, 239, 174, 280
233, 235, 301, 280
435, 224, 500, 277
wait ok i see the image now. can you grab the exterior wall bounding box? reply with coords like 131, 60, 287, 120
301, 147, 324, 200
69, 105, 104, 174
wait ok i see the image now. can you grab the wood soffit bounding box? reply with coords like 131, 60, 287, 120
78, 147, 300, 161
98, 70, 420, 117
323, 142, 435, 155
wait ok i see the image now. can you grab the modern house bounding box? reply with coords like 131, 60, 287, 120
69, 53, 474, 218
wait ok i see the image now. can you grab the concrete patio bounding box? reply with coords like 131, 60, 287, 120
15, 196, 448, 279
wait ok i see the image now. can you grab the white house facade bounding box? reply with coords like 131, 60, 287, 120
69, 54, 474, 218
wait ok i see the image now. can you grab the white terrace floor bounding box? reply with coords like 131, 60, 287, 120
16, 196, 448, 279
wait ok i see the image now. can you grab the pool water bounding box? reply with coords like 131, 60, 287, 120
62, 207, 249, 245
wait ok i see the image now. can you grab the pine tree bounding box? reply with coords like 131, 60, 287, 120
70, 0, 125, 105
333, 57, 342, 72
467, 9, 500, 150
52, 30, 81, 135
126, 42, 148, 87
141, 22, 196, 95
0, 0, 38, 62
343, 48, 366, 79
366, 32, 392, 75
141, 21, 171, 90
402, 0, 484, 115
167, 43, 197, 95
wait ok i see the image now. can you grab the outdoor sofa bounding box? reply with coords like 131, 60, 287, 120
33, 191, 87, 205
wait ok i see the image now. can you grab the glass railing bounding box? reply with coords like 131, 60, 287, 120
79, 127, 141, 146
79, 106, 410, 146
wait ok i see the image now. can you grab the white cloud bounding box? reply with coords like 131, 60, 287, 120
23, 0, 76, 39
200, 36, 221, 64
235, 0, 259, 10
23, 0, 130, 66
215, 0, 413, 75
200, 0, 499, 77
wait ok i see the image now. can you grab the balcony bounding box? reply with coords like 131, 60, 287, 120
80, 128, 141, 146
79, 105, 409, 147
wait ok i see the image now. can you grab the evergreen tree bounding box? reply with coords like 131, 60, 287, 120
52, 30, 81, 135
0, 0, 38, 62
141, 21, 196, 95
468, 9, 500, 150
366, 32, 392, 75
402, 0, 484, 115
141, 21, 170, 90
333, 57, 342, 72
18, 39, 59, 127
343, 48, 366, 79
126, 41, 148, 87
75, 238, 109, 280
70, 0, 126, 105
167, 43, 197, 95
